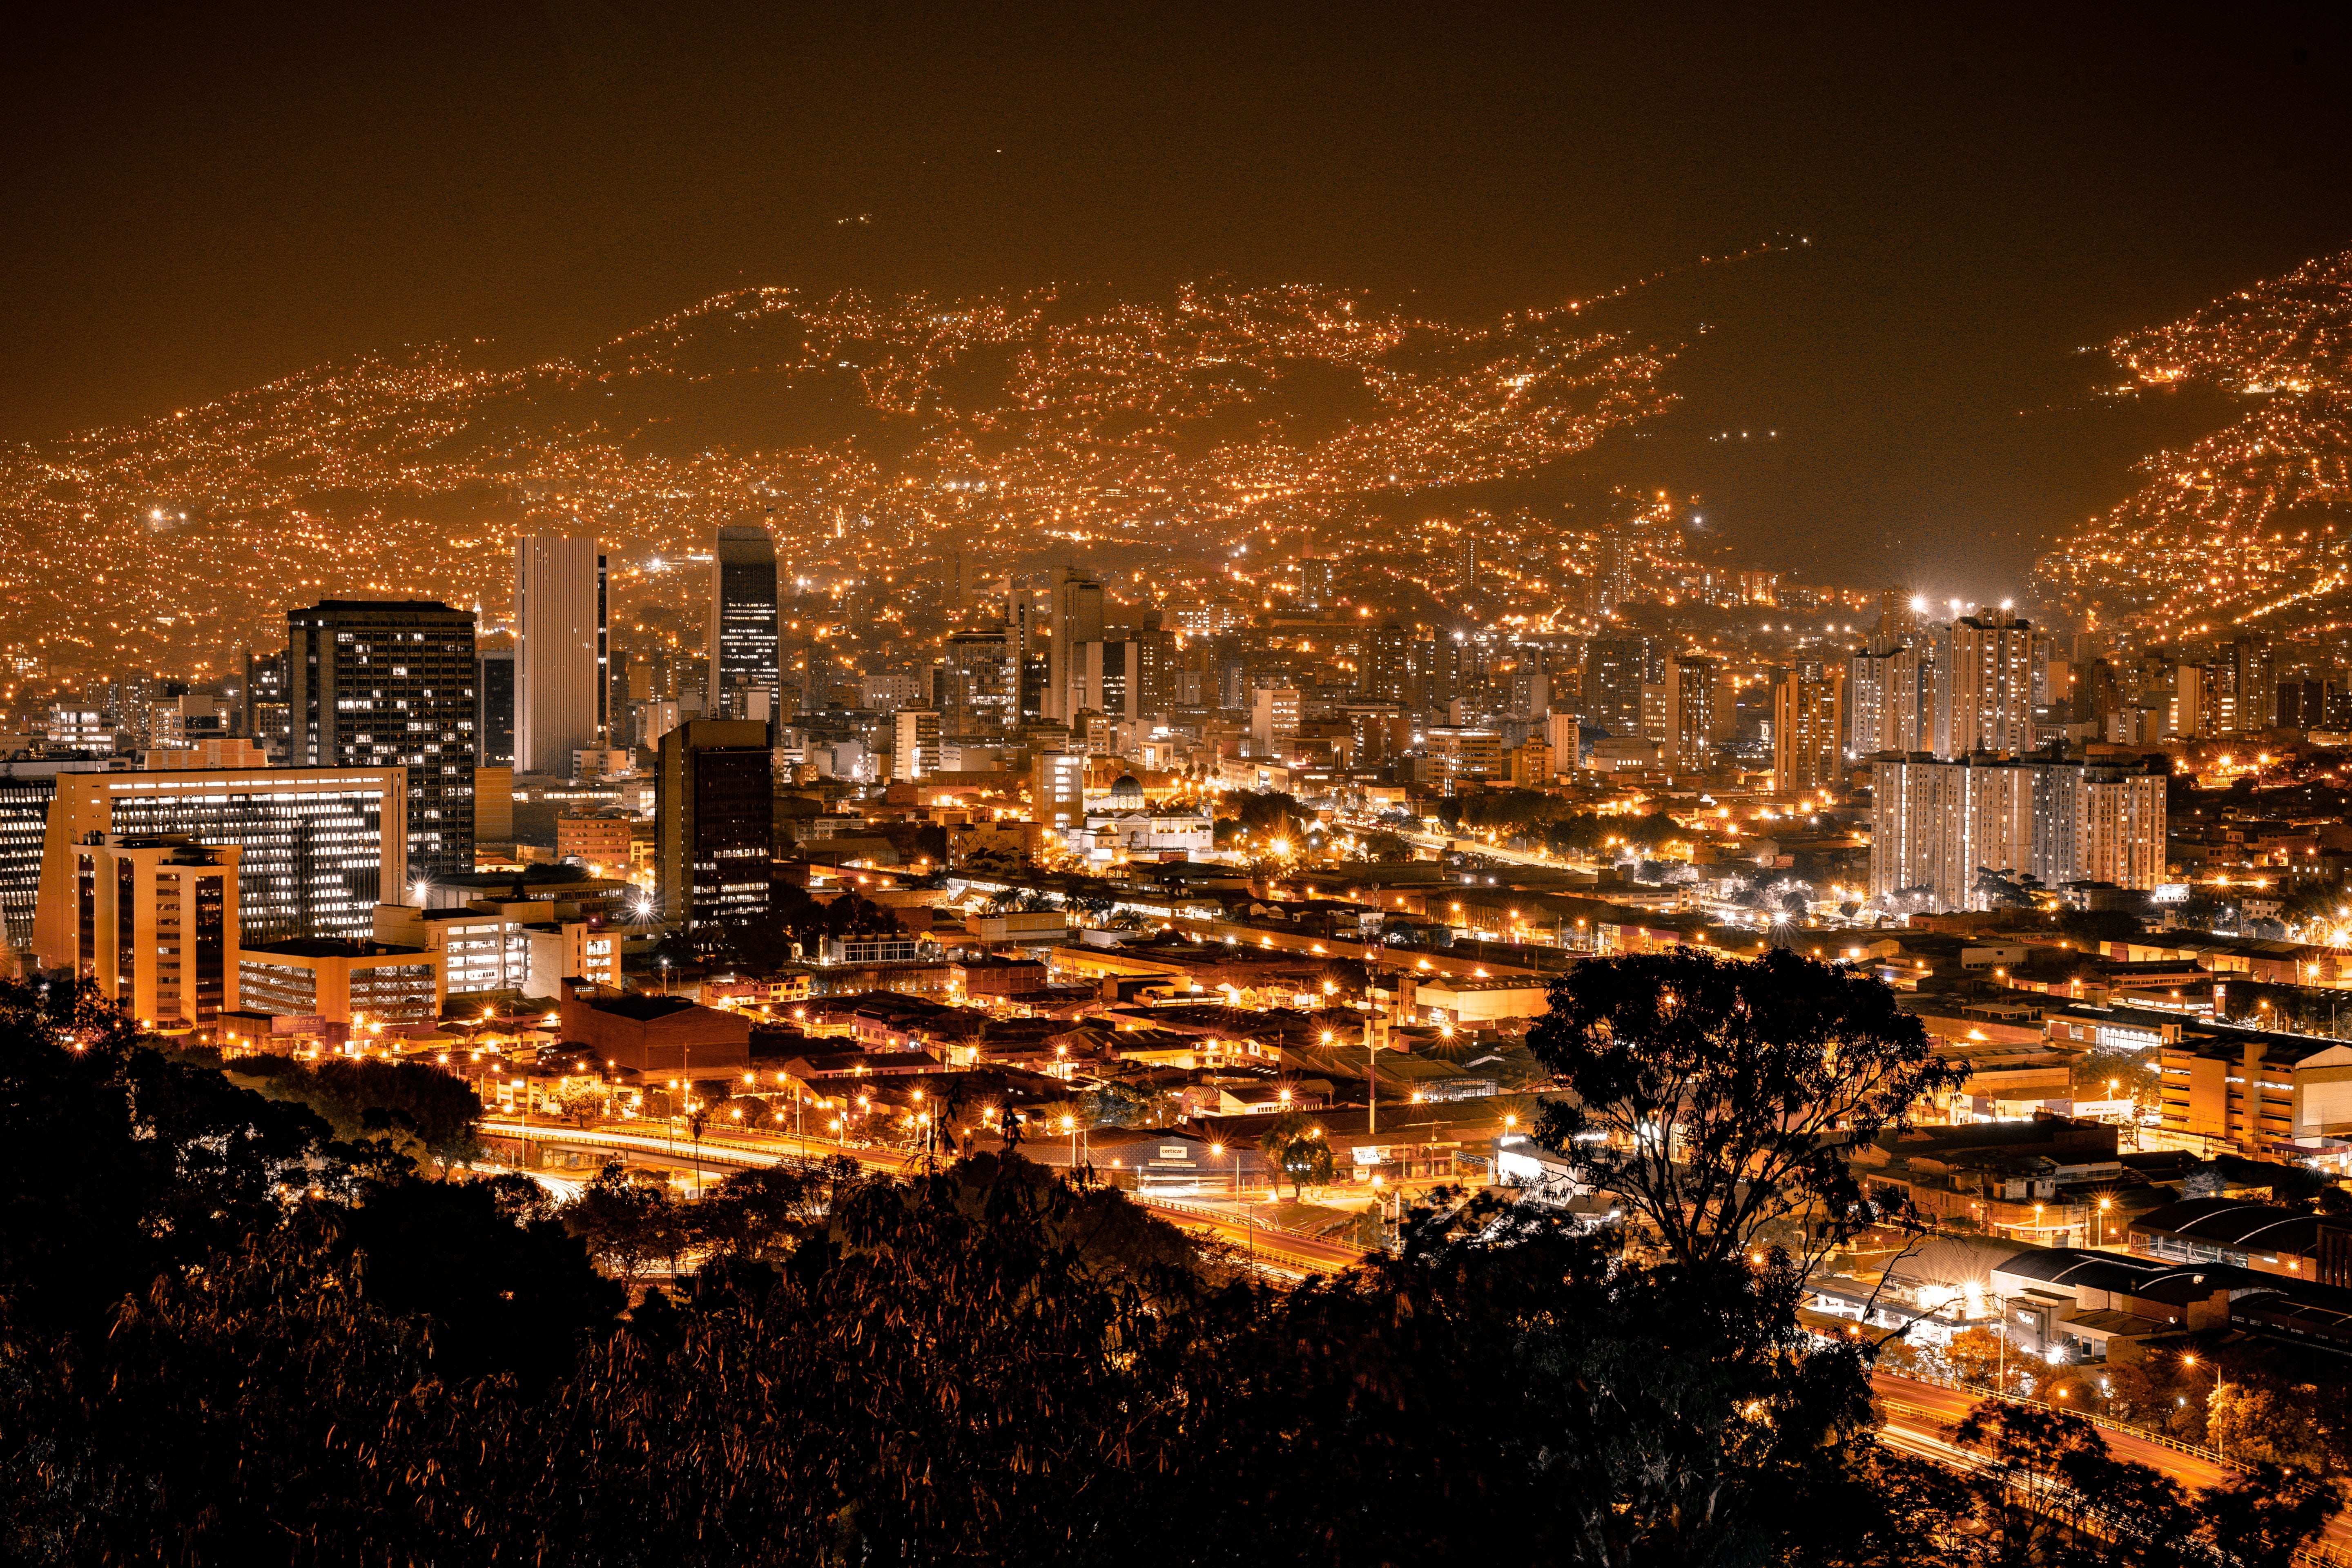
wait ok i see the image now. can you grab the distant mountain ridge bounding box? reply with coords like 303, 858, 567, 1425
0, 279, 1688, 671
2032, 250, 2352, 639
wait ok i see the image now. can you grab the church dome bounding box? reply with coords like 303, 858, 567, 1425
1108, 774, 1145, 804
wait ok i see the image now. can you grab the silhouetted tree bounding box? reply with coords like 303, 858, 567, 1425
1527, 950, 1966, 1272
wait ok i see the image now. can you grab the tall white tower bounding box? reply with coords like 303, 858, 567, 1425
514, 535, 608, 775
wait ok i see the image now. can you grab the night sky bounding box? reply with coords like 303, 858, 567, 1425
9, 2, 2352, 594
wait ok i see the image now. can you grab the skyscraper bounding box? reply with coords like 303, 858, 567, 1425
709, 521, 780, 728
655, 719, 772, 929
1046, 567, 1105, 722
2217, 637, 2274, 733
475, 650, 515, 767
286, 600, 476, 883
514, 535, 607, 774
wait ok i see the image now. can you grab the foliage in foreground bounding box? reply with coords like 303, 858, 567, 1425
0, 974, 2334, 1566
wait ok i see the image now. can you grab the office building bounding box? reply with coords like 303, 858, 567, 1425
244, 648, 290, 758
2278, 679, 2332, 732
892, 708, 942, 781
1032, 750, 1086, 832
1773, 672, 1845, 795
377, 902, 530, 1001
655, 719, 771, 929
375, 898, 618, 1004
514, 537, 607, 773
475, 651, 516, 767
709, 521, 780, 727
1425, 727, 1505, 791
238, 938, 440, 1026
36, 766, 407, 967
1046, 568, 1106, 722
287, 599, 477, 883
939, 627, 1016, 735
70, 836, 240, 1026
1250, 685, 1301, 758
0, 760, 115, 951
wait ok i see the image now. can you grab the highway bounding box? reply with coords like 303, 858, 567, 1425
1874, 1372, 2352, 1560
481, 1118, 1369, 1277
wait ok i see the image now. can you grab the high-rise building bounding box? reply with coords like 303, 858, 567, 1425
1363, 624, 1409, 704
1426, 727, 1505, 791
243, 648, 290, 758
939, 627, 1016, 735
1869, 754, 2167, 911
1046, 568, 1105, 722
286, 600, 476, 883
1663, 655, 1717, 769
1250, 685, 1301, 757
0, 765, 89, 950
476, 650, 516, 767
1944, 606, 2045, 755
1773, 672, 1845, 795
514, 536, 608, 774
2078, 764, 2170, 891
2217, 637, 2274, 733
655, 719, 771, 929
709, 522, 780, 728
2278, 679, 2333, 731
35, 765, 407, 964
2173, 664, 2211, 738
892, 708, 941, 782
1300, 553, 1335, 610
1585, 639, 1648, 738
70, 836, 240, 1026
1032, 750, 1085, 831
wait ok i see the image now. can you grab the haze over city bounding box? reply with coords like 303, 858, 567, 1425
7, 6, 2352, 1565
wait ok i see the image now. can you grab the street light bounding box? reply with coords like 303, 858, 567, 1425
2097, 1196, 2112, 1249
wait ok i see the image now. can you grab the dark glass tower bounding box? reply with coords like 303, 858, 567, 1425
708, 520, 780, 727
476, 650, 515, 768
287, 599, 478, 884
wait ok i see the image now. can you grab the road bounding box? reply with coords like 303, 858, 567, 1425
1874, 1372, 2352, 1559
1340, 817, 1594, 872
481, 1118, 1368, 1277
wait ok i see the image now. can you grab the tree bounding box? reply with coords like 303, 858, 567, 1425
292, 1056, 484, 1169
1258, 1108, 1336, 1199
1944, 1325, 2008, 1390
1526, 950, 1966, 1272
0, 978, 330, 1337
563, 1162, 684, 1280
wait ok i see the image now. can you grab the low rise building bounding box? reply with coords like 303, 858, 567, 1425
238, 937, 441, 1026
557, 977, 751, 1072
